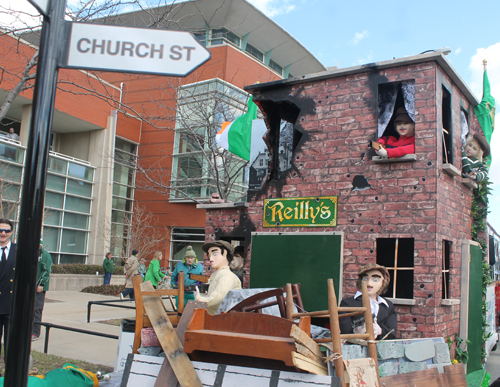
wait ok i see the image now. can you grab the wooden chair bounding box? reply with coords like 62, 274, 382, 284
132, 272, 186, 354
227, 283, 304, 318
286, 280, 379, 387
227, 287, 286, 316
184, 309, 311, 370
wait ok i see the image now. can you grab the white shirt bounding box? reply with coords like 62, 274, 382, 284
1, 241, 12, 262
353, 291, 389, 319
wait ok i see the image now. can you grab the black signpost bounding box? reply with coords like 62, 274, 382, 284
4, 0, 66, 385
4, 0, 210, 385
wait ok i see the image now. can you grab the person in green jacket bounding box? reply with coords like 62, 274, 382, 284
144, 251, 165, 288
32, 239, 52, 341
103, 252, 115, 285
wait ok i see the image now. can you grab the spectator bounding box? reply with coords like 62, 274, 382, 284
120, 249, 139, 300
103, 252, 115, 285
32, 239, 52, 341
6, 128, 19, 142
138, 258, 147, 279
144, 251, 165, 288
0, 218, 15, 348
171, 246, 203, 306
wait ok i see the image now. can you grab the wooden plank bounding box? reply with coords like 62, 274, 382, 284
290, 325, 324, 359
154, 301, 207, 387
380, 367, 444, 387
295, 343, 324, 364
292, 352, 328, 375
439, 363, 467, 387
141, 281, 202, 387
125, 355, 340, 386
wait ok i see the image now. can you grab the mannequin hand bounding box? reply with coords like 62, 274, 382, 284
468, 172, 477, 181
353, 324, 366, 334
375, 147, 388, 157
373, 322, 382, 337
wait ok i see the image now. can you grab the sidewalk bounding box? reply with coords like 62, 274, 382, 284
30, 291, 136, 367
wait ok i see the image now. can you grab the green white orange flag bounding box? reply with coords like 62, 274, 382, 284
474, 68, 495, 167
216, 96, 258, 161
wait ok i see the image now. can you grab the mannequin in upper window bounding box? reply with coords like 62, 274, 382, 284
374, 107, 415, 159
462, 134, 490, 182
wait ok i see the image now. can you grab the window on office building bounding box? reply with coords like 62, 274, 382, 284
110, 138, 137, 260
171, 79, 249, 202
0, 138, 25, 227
170, 227, 205, 270
43, 155, 94, 264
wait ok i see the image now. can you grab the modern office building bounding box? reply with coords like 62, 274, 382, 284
0, 0, 325, 266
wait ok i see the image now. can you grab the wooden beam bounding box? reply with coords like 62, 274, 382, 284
141, 281, 202, 387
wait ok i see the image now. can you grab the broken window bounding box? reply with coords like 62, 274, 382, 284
376, 238, 414, 299
441, 86, 453, 164
248, 99, 302, 192
442, 240, 451, 299
460, 109, 469, 147
377, 81, 415, 138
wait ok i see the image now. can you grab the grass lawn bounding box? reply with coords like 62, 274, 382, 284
1, 344, 115, 377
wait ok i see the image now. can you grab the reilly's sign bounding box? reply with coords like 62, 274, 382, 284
263, 196, 337, 228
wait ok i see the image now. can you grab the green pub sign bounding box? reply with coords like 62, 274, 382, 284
263, 196, 338, 227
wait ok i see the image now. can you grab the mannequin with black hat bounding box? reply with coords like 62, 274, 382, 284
462, 133, 490, 182
194, 240, 241, 315
374, 107, 415, 159
339, 263, 397, 340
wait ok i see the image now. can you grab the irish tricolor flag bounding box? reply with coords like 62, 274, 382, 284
216, 96, 258, 161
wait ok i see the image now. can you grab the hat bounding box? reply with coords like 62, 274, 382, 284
202, 240, 235, 255
393, 107, 413, 123
184, 246, 197, 258
472, 134, 490, 158
132, 249, 138, 256
357, 262, 390, 280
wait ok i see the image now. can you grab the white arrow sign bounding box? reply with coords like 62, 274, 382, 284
28, 0, 49, 17
64, 23, 211, 76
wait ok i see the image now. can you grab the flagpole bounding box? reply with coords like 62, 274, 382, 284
483, 59, 487, 72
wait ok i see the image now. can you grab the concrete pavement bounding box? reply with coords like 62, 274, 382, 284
486, 344, 500, 383
30, 291, 136, 368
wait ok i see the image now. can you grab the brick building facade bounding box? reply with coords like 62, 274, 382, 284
200, 51, 485, 340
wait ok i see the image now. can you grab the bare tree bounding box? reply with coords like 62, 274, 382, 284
99, 203, 167, 263
1, 1, 253, 203
135, 77, 250, 202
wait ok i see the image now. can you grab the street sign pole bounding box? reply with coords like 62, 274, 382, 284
4, 0, 67, 385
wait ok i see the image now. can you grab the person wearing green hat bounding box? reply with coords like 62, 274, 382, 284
32, 238, 52, 341
171, 246, 204, 306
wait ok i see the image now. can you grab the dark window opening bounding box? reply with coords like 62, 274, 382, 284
248, 99, 302, 192
442, 86, 453, 164
377, 238, 414, 299
377, 81, 415, 140
442, 240, 451, 299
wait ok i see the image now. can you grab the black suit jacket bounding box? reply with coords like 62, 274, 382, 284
0, 243, 16, 315
339, 295, 397, 340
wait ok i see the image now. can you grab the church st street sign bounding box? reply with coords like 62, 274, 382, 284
263, 196, 338, 227
64, 23, 211, 76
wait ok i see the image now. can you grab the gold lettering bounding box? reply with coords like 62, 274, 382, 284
284, 207, 293, 220
295, 203, 299, 219
320, 203, 332, 219
310, 205, 321, 224
305, 201, 309, 219
268, 202, 285, 223
299, 201, 304, 219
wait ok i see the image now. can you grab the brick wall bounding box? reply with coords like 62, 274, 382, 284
203, 60, 478, 340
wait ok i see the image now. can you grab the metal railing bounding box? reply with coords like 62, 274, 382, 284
35, 322, 119, 354
87, 299, 136, 323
